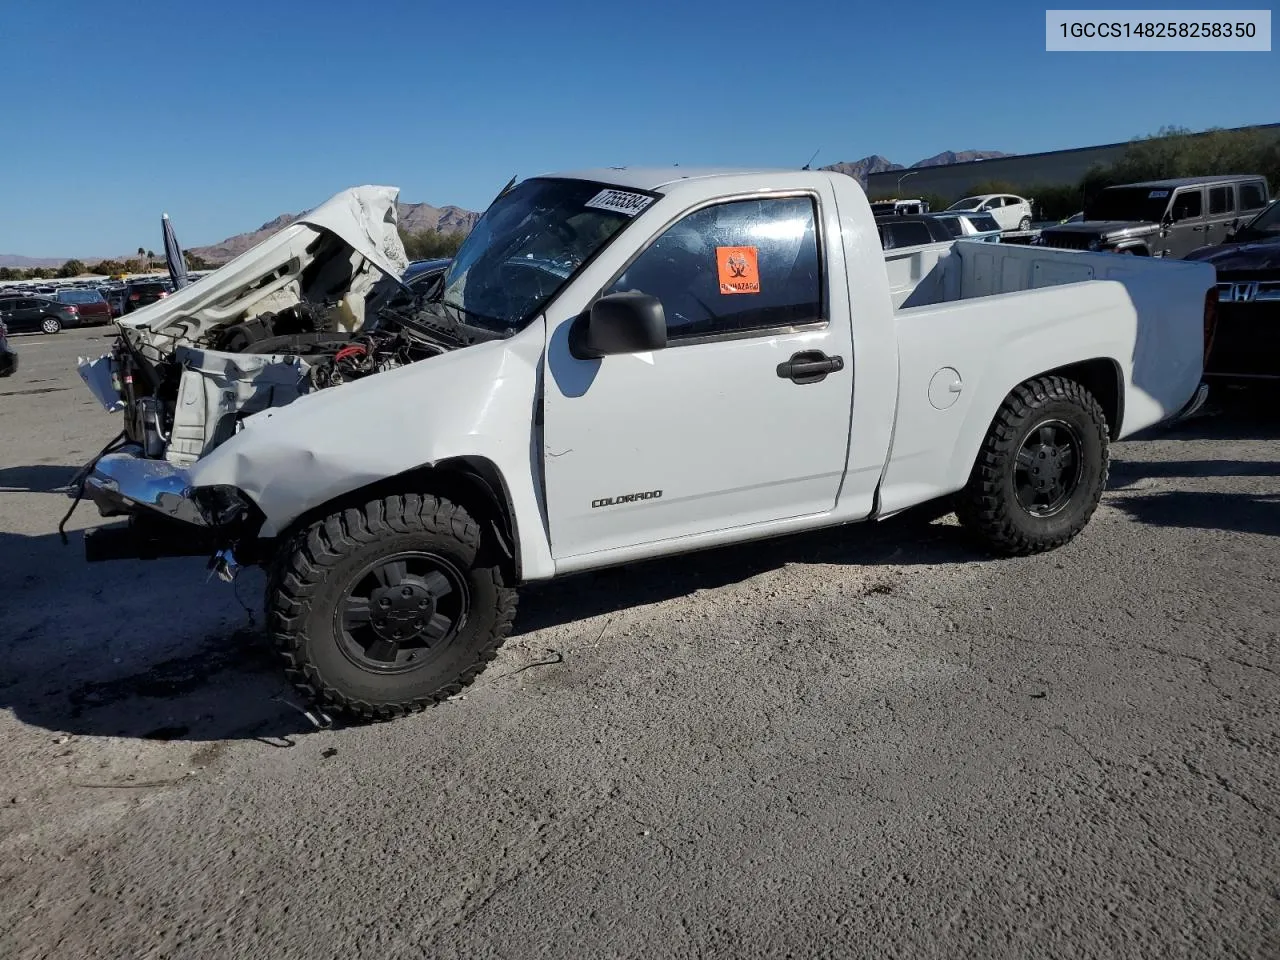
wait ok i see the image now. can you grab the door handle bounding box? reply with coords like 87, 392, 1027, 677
776, 350, 844, 384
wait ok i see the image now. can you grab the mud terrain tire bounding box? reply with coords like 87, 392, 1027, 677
267, 494, 517, 722
955, 376, 1109, 556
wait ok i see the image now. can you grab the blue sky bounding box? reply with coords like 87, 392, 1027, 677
0, 0, 1275, 257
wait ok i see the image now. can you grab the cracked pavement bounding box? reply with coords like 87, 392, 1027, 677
1, 328, 1278, 959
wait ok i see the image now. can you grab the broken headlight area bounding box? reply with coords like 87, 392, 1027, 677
70, 447, 267, 562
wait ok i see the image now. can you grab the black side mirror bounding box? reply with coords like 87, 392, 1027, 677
572, 292, 667, 359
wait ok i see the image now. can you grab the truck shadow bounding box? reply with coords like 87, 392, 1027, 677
1108, 459, 1280, 489
0, 502, 978, 745
0, 528, 315, 746
1108, 490, 1280, 537
513, 502, 981, 634
0, 464, 80, 493
1127, 393, 1280, 443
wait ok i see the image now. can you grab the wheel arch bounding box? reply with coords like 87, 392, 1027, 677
1038, 356, 1124, 440
262, 456, 524, 582
941, 356, 1121, 501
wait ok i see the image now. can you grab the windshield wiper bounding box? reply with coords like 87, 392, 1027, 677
440, 299, 514, 335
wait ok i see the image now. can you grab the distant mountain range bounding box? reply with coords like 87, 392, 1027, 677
4, 150, 1012, 268
187, 201, 482, 264
819, 150, 1012, 185
0, 254, 76, 269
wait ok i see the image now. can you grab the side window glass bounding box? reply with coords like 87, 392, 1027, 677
1208, 186, 1234, 215
1172, 190, 1203, 220
606, 196, 821, 341
1239, 181, 1267, 211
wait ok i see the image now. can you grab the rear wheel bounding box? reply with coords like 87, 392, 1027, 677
267, 493, 517, 722
955, 376, 1109, 556
40, 316, 62, 334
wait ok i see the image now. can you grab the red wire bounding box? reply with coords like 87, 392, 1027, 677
333, 344, 367, 363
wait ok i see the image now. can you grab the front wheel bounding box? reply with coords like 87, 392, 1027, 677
955, 376, 1109, 556
1018, 216, 1032, 231
267, 493, 517, 721
40, 317, 62, 334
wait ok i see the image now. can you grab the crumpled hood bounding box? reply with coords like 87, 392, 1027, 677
117, 185, 409, 347
1183, 236, 1280, 273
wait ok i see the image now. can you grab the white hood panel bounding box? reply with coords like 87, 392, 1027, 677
118, 185, 409, 352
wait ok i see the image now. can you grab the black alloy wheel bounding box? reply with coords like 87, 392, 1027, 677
1013, 420, 1084, 518
335, 551, 470, 674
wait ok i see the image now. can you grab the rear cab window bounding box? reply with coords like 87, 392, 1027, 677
605, 195, 823, 343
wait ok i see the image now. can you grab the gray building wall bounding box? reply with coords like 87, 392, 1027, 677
866, 123, 1280, 202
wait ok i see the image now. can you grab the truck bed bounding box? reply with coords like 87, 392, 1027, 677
894, 239, 1192, 311
874, 238, 1214, 516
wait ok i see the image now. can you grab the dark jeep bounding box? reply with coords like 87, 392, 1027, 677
1037, 175, 1271, 258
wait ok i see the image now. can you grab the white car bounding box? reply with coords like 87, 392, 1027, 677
947, 193, 1035, 231
72, 171, 1215, 721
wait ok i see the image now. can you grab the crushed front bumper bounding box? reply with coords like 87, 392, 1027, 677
71, 446, 255, 564
78, 447, 209, 527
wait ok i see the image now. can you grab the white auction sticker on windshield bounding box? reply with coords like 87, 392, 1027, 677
585, 189, 655, 217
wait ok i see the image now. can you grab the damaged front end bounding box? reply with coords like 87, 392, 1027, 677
73, 444, 263, 576
76, 184, 434, 468
69, 184, 473, 562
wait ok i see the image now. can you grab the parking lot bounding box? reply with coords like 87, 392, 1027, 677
1, 325, 1278, 958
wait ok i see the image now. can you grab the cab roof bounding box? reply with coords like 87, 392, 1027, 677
1113, 174, 1266, 189
535, 166, 790, 193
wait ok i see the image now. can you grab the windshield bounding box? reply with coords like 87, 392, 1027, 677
437, 178, 644, 334
1084, 186, 1172, 222
948, 197, 982, 211
970, 214, 1001, 232
58, 290, 101, 303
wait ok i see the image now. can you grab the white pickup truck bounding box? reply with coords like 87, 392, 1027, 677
71, 169, 1217, 721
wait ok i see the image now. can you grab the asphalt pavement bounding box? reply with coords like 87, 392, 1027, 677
1, 327, 1278, 959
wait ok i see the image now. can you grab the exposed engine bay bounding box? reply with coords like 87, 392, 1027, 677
77, 185, 482, 467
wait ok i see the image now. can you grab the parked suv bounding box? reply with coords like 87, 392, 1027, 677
55, 288, 113, 325
1038, 175, 1271, 258
123, 278, 171, 313
1184, 197, 1280, 383
0, 295, 78, 334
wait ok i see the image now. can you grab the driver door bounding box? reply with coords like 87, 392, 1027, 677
541, 190, 854, 562
1166, 188, 1206, 257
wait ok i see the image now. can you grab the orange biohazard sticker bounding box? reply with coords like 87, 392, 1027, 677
716, 246, 760, 294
